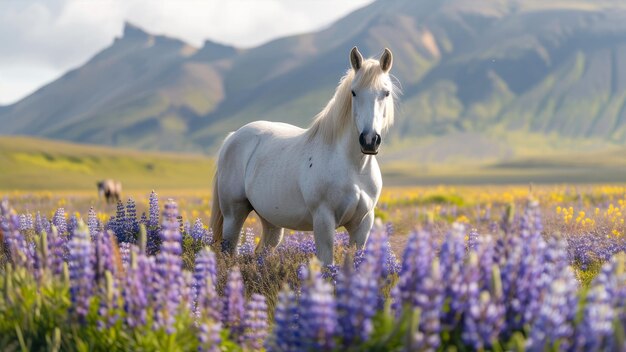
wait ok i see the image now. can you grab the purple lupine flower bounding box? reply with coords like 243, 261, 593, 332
194, 249, 222, 351
357, 225, 400, 278
298, 262, 337, 350
177, 215, 184, 234
26, 212, 34, 231
575, 283, 614, 350
353, 248, 366, 273
222, 266, 246, 341
542, 237, 570, 277
149, 190, 159, 228
180, 271, 195, 313
242, 294, 268, 350
194, 247, 219, 320
297, 264, 309, 283
475, 235, 495, 292
119, 242, 132, 269
1, 205, 32, 269
18, 212, 33, 231
238, 228, 256, 256
267, 286, 299, 352
107, 216, 116, 232
397, 230, 435, 307
321, 264, 340, 285
47, 226, 65, 276
112, 200, 125, 243
98, 270, 120, 329
93, 230, 116, 282
147, 191, 160, 254
191, 218, 207, 241
35, 211, 44, 234
125, 198, 139, 241
196, 272, 221, 325
463, 290, 505, 350
124, 249, 154, 328
467, 227, 479, 249
68, 224, 94, 320
527, 269, 578, 352
336, 255, 378, 345
575, 260, 616, 350
184, 220, 191, 236
87, 207, 98, 240
52, 208, 67, 235
439, 223, 467, 328
501, 220, 548, 335
411, 258, 443, 351
604, 255, 626, 351
462, 253, 505, 350
35, 211, 52, 235
153, 200, 184, 333
67, 214, 79, 237
278, 232, 316, 255
197, 320, 222, 352
140, 212, 148, 227
334, 231, 350, 247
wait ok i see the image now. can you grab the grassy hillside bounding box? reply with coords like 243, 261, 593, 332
383, 145, 626, 185
2, 136, 626, 192
0, 136, 214, 191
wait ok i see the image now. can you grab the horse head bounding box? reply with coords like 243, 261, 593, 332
349, 47, 395, 155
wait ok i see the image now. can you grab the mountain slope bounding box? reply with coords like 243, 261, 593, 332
0, 136, 213, 190
3, 0, 626, 162
0, 23, 235, 151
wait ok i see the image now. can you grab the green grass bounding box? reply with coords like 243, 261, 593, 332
4, 135, 626, 192
383, 158, 626, 185
0, 136, 214, 191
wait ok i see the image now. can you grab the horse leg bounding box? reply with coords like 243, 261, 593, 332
256, 216, 284, 253
313, 207, 336, 265
346, 211, 375, 250
221, 201, 252, 255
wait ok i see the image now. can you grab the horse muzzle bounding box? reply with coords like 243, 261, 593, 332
359, 132, 381, 155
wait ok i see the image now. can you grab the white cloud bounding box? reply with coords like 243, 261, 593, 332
0, 0, 373, 105
0, 65, 61, 104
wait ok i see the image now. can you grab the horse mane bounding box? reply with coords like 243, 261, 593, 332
305, 58, 397, 144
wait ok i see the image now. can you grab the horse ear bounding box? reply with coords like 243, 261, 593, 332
380, 48, 393, 72
350, 46, 363, 71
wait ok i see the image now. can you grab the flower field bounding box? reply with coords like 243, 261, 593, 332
1, 185, 626, 351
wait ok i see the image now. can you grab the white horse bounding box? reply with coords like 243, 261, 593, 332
210, 47, 396, 264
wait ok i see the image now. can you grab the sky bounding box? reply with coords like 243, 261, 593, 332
0, 0, 374, 105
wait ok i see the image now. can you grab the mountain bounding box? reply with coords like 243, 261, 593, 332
3, 0, 626, 164
0, 23, 236, 151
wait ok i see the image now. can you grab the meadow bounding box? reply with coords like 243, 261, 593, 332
5, 136, 626, 192
1, 184, 626, 351
0, 137, 214, 191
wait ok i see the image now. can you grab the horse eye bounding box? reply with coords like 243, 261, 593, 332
351, 90, 356, 97
384, 90, 390, 97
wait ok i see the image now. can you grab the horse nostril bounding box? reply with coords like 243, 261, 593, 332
359, 133, 366, 147
375, 133, 381, 147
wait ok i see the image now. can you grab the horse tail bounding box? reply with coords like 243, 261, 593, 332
209, 168, 223, 246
